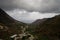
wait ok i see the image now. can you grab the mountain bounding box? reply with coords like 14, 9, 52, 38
28, 18, 47, 33
28, 15, 60, 40
30, 18, 47, 26
0, 8, 27, 40
0, 8, 15, 23
0, 8, 26, 26
32, 18, 47, 24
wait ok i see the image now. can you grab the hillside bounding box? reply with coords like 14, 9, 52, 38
0, 8, 27, 40
0, 8, 26, 26
28, 15, 60, 40
0, 8, 60, 40
29, 18, 47, 28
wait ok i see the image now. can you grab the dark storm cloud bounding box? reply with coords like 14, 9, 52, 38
0, 0, 18, 10
0, 0, 60, 13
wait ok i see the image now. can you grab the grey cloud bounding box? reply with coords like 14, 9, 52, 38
6, 9, 59, 23
0, 0, 16, 10
0, 0, 60, 13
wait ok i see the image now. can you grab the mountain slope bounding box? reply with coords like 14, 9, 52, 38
0, 8, 16, 24
0, 8, 26, 26
28, 18, 48, 34
30, 18, 47, 27
0, 8, 27, 40
28, 15, 60, 40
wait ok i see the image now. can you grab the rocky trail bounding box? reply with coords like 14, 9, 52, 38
10, 26, 35, 40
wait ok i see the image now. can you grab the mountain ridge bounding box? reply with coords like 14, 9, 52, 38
28, 15, 60, 40
0, 8, 27, 40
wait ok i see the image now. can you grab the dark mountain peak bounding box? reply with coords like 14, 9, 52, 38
0, 8, 5, 14
0, 8, 26, 26
0, 8, 16, 25
0, 8, 9, 15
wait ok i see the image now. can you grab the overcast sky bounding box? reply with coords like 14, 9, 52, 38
6, 9, 59, 23
0, 0, 60, 23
